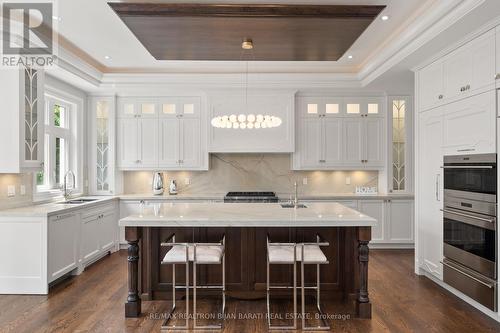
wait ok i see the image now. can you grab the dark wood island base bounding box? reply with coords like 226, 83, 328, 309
124, 226, 371, 319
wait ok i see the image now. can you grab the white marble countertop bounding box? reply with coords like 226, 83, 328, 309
0, 196, 117, 217
119, 192, 414, 201
119, 202, 376, 227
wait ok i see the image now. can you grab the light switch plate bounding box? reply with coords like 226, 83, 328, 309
7, 185, 15, 197
184, 178, 191, 185
345, 177, 351, 185
20, 185, 26, 195
302, 178, 308, 185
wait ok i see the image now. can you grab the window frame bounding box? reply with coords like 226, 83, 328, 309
33, 88, 83, 202
387, 96, 413, 194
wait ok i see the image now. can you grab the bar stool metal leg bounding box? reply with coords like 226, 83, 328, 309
161, 238, 190, 330
301, 239, 330, 331
267, 238, 297, 330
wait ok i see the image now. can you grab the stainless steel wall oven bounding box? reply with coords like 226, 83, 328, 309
442, 153, 497, 311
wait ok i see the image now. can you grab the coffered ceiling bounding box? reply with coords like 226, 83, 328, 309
54, 0, 425, 73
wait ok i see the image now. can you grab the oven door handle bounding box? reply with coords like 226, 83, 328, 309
441, 261, 495, 289
441, 166, 494, 169
440, 209, 496, 224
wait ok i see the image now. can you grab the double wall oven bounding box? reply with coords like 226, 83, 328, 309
442, 153, 497, 311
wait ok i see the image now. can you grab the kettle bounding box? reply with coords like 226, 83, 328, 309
152, 172, 164, 195
169, 180, 178, 195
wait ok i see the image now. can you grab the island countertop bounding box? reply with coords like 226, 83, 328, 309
119, 202, 376, 227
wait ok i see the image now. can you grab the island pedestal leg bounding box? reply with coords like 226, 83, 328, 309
125, 227, 142, 318
356, 227, 371, 319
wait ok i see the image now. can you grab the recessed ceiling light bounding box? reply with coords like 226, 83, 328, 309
347, 55, 353, 59
104, 55, 111, 60
381, 15, 389, 21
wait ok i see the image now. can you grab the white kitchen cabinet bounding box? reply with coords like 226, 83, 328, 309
444, 30, 495, 102
300, 118, 323, 168
342, 118, 364, 165
363, 117, 385, 167
418, 60, 445, 111
417, 109, 444, 279
180, 118, 202, 168
118, 96, 206, 170
117, 118, 140, 168
386, 200, 414, 243
294, 96, 384, 170
323, 118, 343, 166
358, 200, 385, 242
159, 118, 180, 167
138, 118, 159, 168
80, 203, 118, 267
443, 90, 496, 155
117, 115, 159, 169
48, 212, 79, 283
158, 97, 206, 170
418, 29, 495, 112
0, 66, 45, 173
80, 213, 101, 264
88, 97, 116, 195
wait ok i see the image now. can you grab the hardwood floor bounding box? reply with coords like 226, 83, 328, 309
1, 250, 499, 332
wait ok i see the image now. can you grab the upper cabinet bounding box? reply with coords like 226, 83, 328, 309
117, 96, 207, 170
293, 96, 385, 170
0, 66, 45, 173
418, 29, 495, 112
88, 97, 116, 195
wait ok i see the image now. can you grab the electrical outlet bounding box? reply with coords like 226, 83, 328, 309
20, 185, 26, 195
302, 177, 308, 185
345, 177, 351, 185
7, 185, 15, 197
184, 178, 191, 185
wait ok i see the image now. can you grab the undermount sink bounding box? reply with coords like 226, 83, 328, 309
280, 203, 307, 209
59, 198, 99, 204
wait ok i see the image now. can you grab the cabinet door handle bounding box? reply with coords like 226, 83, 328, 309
495, 73, 500, 80
319, 159, 326, 163
457, 148, 475, 152
438, 94, 443, 100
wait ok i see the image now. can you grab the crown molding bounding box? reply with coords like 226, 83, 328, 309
46, 0, 488, 92
359, 0, 485, 86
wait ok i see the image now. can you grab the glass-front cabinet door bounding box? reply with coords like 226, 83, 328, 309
89, 96, 116, 194
21, 66, 45, 169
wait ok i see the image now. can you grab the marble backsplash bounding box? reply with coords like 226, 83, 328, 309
123, 154, 378, 196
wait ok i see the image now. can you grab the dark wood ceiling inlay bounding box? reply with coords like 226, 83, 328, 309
108, 3, 385, 61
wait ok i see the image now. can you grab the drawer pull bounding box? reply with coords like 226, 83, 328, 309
441, 208, 495, 223
441, 261, 495, 288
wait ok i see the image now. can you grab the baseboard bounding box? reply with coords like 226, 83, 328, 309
422, 270, 500, 322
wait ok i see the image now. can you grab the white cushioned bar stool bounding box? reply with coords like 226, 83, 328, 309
266, 234, 330, 331
160, 233, 226, 330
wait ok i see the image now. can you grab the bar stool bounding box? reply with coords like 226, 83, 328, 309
160, 233, 225, 330
267, 234, 330, 331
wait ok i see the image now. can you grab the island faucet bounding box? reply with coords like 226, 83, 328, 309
62, 170, 76, 200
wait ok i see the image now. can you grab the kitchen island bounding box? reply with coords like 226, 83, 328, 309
119, 202, 376, 319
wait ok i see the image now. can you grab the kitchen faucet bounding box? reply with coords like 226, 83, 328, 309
294, 181, 299, 207
62, 170, 76, 200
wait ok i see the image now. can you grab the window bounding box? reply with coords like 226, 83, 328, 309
390, 97, 411, 192
35, 94, 78, 199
